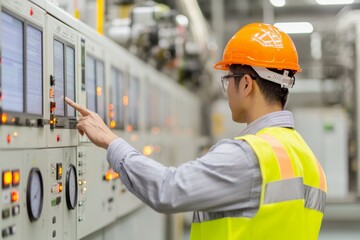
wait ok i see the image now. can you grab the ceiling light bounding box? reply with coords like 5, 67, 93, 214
316, 0, 354, 5
274, 22, 314, 34
270, 0, 286, 7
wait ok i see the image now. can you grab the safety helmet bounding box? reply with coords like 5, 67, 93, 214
214, 23, 301, 88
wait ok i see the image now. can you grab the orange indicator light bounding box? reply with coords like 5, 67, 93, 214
127, 125, 133, 132
3, 171, 12, 188
2, 113, 8, 123
11, 118, 15, 123
11, 191, 19, 203
110, 120, 116, 129
104, 169, 119, 181
123, 96, 128, 106
58, 183, 63, 193
12, 170, 20, 186
109, 104, 114, 110
7, 134, 11, 144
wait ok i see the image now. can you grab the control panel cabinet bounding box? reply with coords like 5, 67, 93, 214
45, 14, 78, 148
0, 0, 47, 150
76, 145, 117, 239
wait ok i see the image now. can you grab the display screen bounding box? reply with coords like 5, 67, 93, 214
1, 12, 24, 113
96, 61, 105, 120
66, 46, 76, 117
86, 55, 96, 112
53, 40, 65, 116
110, 68, 119, 125
110, 67, 125, 128
26, 25, 43, 115
129, 77, 139, 129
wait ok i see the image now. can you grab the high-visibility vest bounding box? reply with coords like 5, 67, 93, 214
190, 127, 327, 240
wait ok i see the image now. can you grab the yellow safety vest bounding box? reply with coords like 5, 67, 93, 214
190, 127, 327, 240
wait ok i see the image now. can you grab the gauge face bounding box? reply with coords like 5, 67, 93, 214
26, 168, 43, 222
66, 164, 78, 210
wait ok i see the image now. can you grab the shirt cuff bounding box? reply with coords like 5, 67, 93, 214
106, 138, 137, 172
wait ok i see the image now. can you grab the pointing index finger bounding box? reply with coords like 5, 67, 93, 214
65, 97, 91, 116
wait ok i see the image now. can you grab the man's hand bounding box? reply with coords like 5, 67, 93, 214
65, 97, 118, 149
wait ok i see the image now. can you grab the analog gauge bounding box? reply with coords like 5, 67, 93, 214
65, 164, 78, 210
26, 168, 44, 222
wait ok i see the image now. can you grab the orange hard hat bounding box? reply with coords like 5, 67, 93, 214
214, 23, 301, 72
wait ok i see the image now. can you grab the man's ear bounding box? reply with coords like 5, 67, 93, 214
242, 74, 253, 96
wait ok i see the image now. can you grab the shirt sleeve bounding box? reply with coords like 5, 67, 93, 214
107, 138, 260, 214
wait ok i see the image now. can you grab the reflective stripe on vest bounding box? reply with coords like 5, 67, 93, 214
193, 130, 326, 224
193, 179, 326, 223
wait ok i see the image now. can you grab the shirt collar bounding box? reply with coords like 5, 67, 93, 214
239, 110, 294, 136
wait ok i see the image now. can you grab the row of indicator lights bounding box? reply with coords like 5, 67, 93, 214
5, 133, 61, 144
2, 170, 20, 189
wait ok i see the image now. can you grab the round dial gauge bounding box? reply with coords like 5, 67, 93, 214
26, 168, 44, 222
65, 164, 78, 210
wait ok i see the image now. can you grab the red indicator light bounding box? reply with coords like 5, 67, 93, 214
30, 8, 34, 16
2, 171, 12, 188
11, 190, 19, 203
56, 135, 61, 142
7, 134, 11, 144
12, 170, 20, 186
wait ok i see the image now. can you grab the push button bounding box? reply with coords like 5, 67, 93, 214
2, 209, 10, 219
12, 205, 20, 216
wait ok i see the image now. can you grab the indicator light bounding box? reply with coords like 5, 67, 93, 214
11, 118, 15, 123
127, 125, 133, 132
2, 171, 12, 188
56, 163, 62, 180
109, 111, 114, 118
13, 132, 18, 137
108, 104, 114, 110
2, 113, 8, 123
7, 134, 11, 144
12, 170, 20, 186
123, 96, 128, 106
110, 120, 116, 128
143, 145, 154, 156
50, 101, 56, 112
30, 8, 34, 16
56, 134, 61, 142
96, 87, 102, 96
49, 88, 54, 98
11, 191, 19, 203
104, 169, 119, 181
58, 182, 63, 193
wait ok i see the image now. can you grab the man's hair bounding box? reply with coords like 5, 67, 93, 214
229, 65, 293, 109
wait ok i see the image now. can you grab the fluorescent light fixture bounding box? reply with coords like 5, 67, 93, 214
274, 22, 314, 34
270, 0, 286, 7
316, 0, 354, 5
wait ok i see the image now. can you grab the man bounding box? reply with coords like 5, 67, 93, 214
66, 23, 327, 240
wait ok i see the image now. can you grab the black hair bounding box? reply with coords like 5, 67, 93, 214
229, 65, 294, 109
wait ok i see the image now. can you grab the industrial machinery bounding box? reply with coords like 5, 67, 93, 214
0, 0, 203, 239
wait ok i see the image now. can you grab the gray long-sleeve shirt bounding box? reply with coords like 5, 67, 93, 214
107, 110, 295, 215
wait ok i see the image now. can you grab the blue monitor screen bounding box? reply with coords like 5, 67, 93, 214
86, 55, 96, 112
96, 61, 105, 120
1, 12, 24, 113
53, 40, 65, 116
26, 25, 43, 115
66, 46, 75, 117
